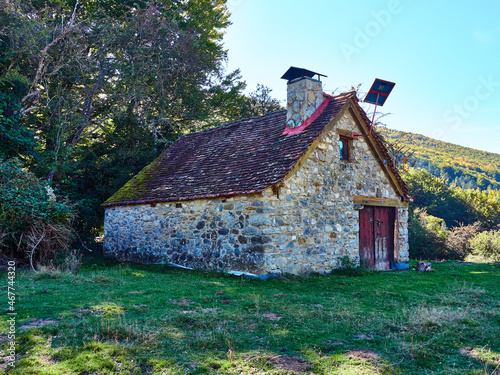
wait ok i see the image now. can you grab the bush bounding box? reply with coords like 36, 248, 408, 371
0, 158, 75, 267
469, 230, 500, 261
409, 208, 447, 260
335, 255, 364, 276
445, 222, 481, 260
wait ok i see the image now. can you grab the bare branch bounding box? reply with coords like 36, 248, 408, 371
26, 226, 46, 273
20, 105, 42, 115
20, 0, 80, 113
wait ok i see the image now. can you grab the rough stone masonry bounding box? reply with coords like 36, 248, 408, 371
286, 77, 324, 128
104, 111, 409, 276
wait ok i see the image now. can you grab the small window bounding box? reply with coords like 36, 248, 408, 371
339, 136, 351, 161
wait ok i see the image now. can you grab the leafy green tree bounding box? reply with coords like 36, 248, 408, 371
1, 0, 242, 178
1, 0, 252, 241
0, 86, 36, 159
242, 84, 284, 117
61, 114, 159, 239
408, 208, 446, 260
453, 189, 500, 230
402, 168, 476, 227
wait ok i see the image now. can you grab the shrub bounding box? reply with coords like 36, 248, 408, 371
445, 222, 481, 260
0, 158, 74, 267
409, 208, 447, 260
335, 255, 364, 276
469, 230, 500, 261
64, 249, 83, 274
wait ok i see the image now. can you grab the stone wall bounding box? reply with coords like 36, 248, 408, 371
104, 112, 409, 275
286, 78, 324, 128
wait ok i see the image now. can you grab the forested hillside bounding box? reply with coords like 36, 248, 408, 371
378, 127, 500, 190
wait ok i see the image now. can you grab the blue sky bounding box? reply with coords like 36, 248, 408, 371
223, 0, 500, 154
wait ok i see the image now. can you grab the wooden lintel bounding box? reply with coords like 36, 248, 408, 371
353, 195, 408, 208
335, 128, 353, 137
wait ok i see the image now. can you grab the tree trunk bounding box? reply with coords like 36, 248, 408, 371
47, 170, 56, 182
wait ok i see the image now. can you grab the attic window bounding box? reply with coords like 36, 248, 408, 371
339, 136, 351, 161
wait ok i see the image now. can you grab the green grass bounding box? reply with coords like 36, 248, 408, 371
1, 260, 500, 374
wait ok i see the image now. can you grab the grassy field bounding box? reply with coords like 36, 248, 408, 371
1, 260, 499, 374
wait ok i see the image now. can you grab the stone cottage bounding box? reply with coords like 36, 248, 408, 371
103, 67, 411, 276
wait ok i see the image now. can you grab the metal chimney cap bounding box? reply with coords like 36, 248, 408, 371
281, 66, 327, 82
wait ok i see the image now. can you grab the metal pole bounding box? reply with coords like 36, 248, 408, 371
352, 92, 380, 138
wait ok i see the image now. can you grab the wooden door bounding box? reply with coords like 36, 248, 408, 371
359, 206, 395, 270
359, 206, 375, 269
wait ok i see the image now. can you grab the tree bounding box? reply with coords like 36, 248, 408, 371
61, 114, 159, 239
242, 84, 284, 118
0, 83, 36, 159
1, 0, 242, 179
402, 168, 476, 227
1, 0, 250, 241
470, 230, 500, 261
453, 189, 500, 230
408, 208, 446, 260
445, 222, 481, 260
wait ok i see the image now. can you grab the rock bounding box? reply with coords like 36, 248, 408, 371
417, 261, 432, 272
249, 214, 271, 227
218, 228, 229, 235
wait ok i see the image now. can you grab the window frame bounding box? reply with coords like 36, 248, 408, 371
339, 135, 351, 161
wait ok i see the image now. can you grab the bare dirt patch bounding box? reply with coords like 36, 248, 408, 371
40, 353, 56, 365
262, 313, 282, 321
169, 298, 195, 306
346, 350, 381, 362
269, 355, 311, 374
181, 310, 198, 315
19, 318, 58, 329
180, 307, 217, 315
74, 308, 93, 316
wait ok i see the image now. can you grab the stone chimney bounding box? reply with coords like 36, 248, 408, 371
281, 67, 326, 129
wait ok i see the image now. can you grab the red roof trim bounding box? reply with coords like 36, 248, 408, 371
282, 95, 332, 135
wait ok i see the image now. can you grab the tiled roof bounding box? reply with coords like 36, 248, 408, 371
104, 91, 409, 207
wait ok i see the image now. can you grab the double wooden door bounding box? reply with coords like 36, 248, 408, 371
359, 206, 395, 270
